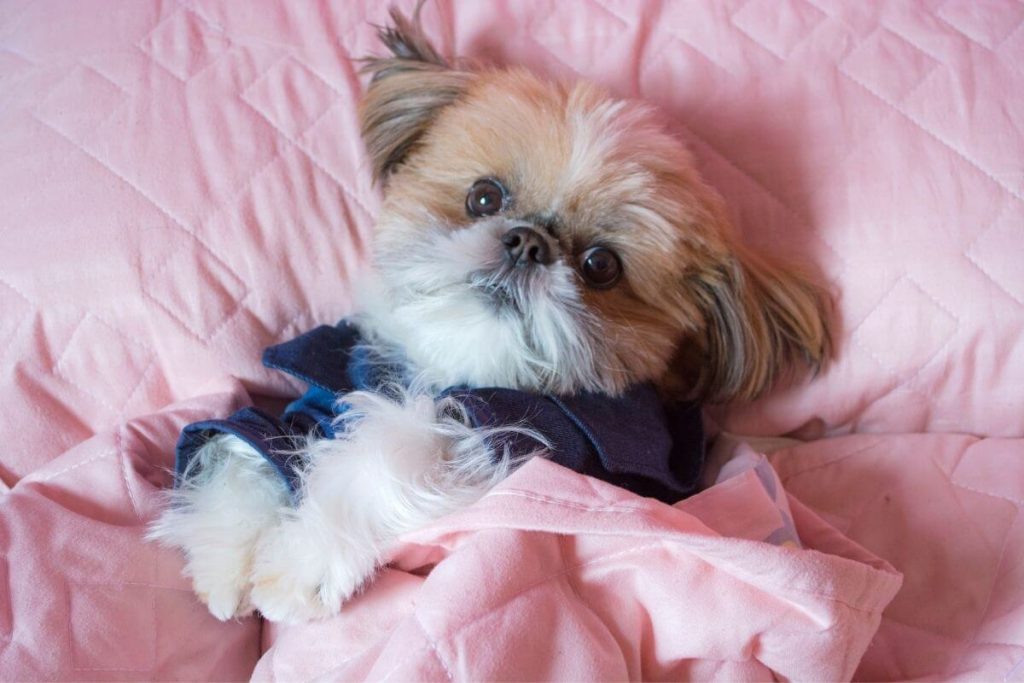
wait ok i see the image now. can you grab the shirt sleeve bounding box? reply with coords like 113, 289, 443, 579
175, 407, 306, 502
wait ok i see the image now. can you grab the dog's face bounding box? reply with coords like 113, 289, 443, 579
357, 9, 829, 400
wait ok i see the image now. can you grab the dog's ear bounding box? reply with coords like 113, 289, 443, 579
359, 5, 472, 183
679, 247, 831, 402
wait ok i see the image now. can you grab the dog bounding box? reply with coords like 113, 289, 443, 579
148, 5, 830, 624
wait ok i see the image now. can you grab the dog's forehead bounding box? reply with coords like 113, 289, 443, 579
472, 80, 642, 194
431, 74, 681, 233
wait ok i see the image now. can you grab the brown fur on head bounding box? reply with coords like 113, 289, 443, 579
356, 6, 830, 401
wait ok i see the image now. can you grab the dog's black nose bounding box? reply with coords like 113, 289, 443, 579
501, 226, 552, 267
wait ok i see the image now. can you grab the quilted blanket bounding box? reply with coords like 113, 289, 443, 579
1, 0, 1022, 680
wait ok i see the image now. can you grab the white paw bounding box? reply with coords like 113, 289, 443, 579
192, 572, 253, 621
248, 520, 376, 623
147, 433, 289, 622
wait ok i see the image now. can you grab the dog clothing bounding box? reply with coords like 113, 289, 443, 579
175, 321, 705, 504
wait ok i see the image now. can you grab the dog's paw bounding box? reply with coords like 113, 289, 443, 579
148, 502, 260, 622
192, 572, 253, 621
248, 520, 376, 623
248, 569, 334, 623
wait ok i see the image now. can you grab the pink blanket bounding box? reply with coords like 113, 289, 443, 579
2, 1, 1022, 680
255, 449, 900, 681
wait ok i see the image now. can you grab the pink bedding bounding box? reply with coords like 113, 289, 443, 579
1, 1, 1022, 680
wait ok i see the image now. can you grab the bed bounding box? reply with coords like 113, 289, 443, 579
1, 0, 1022, 679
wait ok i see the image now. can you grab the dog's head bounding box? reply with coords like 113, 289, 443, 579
356, 7, 830, 400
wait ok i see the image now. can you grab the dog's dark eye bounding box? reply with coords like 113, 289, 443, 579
579, 247, 622, 289
466, 179, 505, 217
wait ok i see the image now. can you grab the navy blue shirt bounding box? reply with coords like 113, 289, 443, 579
176, 321, 705, 504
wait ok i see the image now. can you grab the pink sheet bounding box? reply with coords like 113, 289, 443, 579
770, 435, 1024, 681
2, 1, 1022, 680
0, 385, 262, 680
255, 452, 900, 681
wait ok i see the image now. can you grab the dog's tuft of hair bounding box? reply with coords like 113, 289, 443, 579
372, 2, 448, 72
359, 5, 470, 182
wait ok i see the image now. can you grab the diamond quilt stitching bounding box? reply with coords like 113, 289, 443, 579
239, 88, 374, 227
0, 276, 32, 367
935, 0, 1024, 50
138, 7, 231, 83
27, 114, 254, 345
142, 254, 245, 343
639, 23, 735, 77
731, 0, 827, 60
848, 17, 1024, 205
640, 1, 747, 77
241, 55, 340, 139
52, 314, 155, 417
945, 505, 1018, 676
963, 202, 1024, 308
954, 480, 1024, 507
841, 27, 943, 105
845, 276, 962, 408
772, 436, 1023, 680
848, 336, 934, 407
19, 449, 114, 485
228, 40, 376, 226
52, 314, 122, 417
840, 63, 1024, 203
30, 114, 250, 293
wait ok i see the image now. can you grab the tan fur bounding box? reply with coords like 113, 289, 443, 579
359, 8, 830, 402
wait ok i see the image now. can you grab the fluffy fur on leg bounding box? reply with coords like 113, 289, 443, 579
146, 435, 289, 620
247, 387, 539, 623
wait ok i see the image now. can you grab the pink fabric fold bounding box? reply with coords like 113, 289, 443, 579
254, 455, 901, 682
0, 384, 262, 681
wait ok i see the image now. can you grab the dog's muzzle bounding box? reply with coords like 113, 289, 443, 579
501, 226, 555, 268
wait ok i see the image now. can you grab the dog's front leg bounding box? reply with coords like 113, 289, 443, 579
248, 389, 510, 623
147, 435, 289, 620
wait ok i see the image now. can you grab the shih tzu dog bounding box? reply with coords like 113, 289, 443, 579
149, 6, 830, 623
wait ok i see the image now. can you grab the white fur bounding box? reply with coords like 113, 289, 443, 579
361, 216, 620, 394
146, 436, 288, 620
151, 388, 539, 622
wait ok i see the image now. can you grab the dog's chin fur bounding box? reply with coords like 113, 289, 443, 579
149, 5, 832, 624
353, 216, 632, 396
